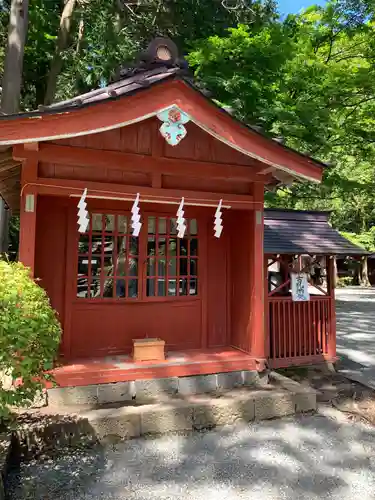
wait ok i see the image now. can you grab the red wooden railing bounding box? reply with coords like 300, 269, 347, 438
268, 295, 333, 368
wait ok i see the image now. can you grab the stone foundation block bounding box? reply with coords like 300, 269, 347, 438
178, 374, 218, 395
192, 396, 254, 430
85, 407, 141, 440
236, 396, 255, 422
192, 399, 237, 429
294, 392, 317, 412
216, 371, 243, 391
254, 391, 295, 420
47, 385, 99, 407
242, 370, 260, 386
97, 381, 135, 404
140, 404, 193, 434
135, 377, 178, 400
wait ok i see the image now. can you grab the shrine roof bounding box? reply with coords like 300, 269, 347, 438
264, 209, 368, 256
0, 65, 325, 174
0, 38, 326, 210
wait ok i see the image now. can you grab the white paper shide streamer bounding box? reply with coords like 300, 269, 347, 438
214, 199, 223, 238
176, 197, 187, 238
131, 193, 142, 237
77, 188, 89, 233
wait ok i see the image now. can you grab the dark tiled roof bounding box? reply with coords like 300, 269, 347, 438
264, 209, 368, 256
1, 66, 182, 118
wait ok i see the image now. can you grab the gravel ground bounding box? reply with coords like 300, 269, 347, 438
7, 288, 375, 500
7, 409, 375, 500
336, 288, 375, 369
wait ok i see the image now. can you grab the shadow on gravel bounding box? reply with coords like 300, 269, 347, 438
5, 412, 375, 500
336, 291, 375, 370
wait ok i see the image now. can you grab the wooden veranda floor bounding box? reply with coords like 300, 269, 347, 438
51, 347, 257, 388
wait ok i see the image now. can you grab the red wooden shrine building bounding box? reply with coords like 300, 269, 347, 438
0, 40, 366, 386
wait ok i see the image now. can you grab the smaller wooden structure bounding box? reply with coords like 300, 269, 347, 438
264, 209, 368, 368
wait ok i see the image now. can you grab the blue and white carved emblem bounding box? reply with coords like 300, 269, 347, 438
157, 106, 190, 146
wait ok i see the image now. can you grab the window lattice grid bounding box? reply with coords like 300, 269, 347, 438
146, 216, 198, 297
77, 213, 139, 299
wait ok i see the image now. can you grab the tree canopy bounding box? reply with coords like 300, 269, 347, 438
1, 0, 375, 251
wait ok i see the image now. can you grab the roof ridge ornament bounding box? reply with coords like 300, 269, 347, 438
157, 106, 190, 146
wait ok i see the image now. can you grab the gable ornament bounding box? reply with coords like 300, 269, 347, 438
157, 106, 190, 146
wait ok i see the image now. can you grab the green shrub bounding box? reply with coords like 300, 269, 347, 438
0, 261, 61, 418
336, 276, 353, 288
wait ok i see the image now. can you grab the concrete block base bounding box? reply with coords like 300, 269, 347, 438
47, 370, 261, 407
254, 392, 295, 420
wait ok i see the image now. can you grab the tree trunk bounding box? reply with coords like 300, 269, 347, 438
1, 0, 29, 114
333, 256, 338, 287
44, 0, 77, 105
1, 0, 29, 255
360, 256, 370, 287
76, 18, 85, 53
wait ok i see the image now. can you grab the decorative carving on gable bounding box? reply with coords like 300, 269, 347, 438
157, 106, 190, 146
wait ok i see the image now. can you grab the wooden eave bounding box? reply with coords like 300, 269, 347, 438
0, 79, 322, 183
0, 149, 21, 211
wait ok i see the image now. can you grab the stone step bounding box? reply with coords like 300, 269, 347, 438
46, 370, 263, 408
18, 373, 316, 456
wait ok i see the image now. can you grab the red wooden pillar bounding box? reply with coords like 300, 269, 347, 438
264, 255, 270, 360
248, 183, 267, 369
19, 158, 38, 275
327, 256, 337, 359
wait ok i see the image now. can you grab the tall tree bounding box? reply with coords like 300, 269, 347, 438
1, 0, 29, 114
0, 0, 29, 256
44, 0, 78, 105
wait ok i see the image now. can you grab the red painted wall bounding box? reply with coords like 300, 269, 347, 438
206, 219, 228, 347
52, 118, 256, 167
34, 195, 228, 359
229, 210, 252, 352
35, 196, 68, 328
32, 120, 261, 359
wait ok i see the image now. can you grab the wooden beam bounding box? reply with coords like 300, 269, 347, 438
0, 151, 14, 163
259, 166, 276, 175
0, 170, 21, 183
0, 161, 20, 174
19, 159, 38, 274
248, 183, 266, 367
151, 173, 162, 188
327, 257, 337, 359
13, 143, 272, 184
24, 142, 39, 151
29, 177, 260, 210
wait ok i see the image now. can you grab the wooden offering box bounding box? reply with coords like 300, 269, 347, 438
132, 338, 165, 362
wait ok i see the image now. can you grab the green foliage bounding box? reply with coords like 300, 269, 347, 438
187, 23, 293, 127
8, 216, 19, 260
189, 0, 375, 243
0, 261, 61, 418
336, 276, 354, 287
341, 228, 375, 251
2, 0, 277, 109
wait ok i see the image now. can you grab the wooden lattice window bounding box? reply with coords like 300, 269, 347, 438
77, 213, 139, 299
76, 212, 199, 300
146, 216, 198, 297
